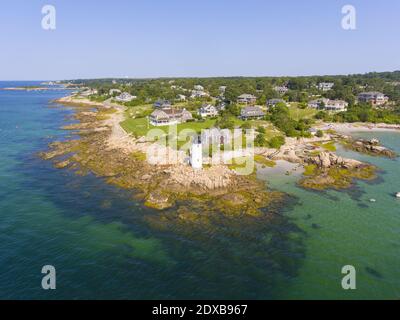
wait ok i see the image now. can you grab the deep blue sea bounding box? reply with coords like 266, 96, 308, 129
0, 81, 399, 299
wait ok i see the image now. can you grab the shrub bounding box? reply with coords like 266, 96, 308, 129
255, 133, 268, 147
316, 130, 324, 138
269, 136, 285, 149
257, 126, 266, 134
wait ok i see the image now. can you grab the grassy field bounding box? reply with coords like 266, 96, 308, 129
121, 117, 217, 137
120, 108, 284, 153
120, 117, 153, 137
120, 115, 284, 153
171, 119, 217, 133
288, 104, 317, 121
125, 104, 153, 118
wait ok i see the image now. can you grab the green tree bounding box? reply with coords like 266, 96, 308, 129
255, 133, 268, 147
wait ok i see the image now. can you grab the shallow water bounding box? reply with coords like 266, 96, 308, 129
259, 132, 400, 299
0, 82, 399, 299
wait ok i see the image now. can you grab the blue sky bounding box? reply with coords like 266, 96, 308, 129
0, 0, 399, 80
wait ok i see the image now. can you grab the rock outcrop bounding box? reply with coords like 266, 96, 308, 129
308, 152, 363, 169
344, 138, 396, 158
164, 165, 234, 190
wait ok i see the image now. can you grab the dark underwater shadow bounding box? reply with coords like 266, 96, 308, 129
17, 146, 310, 299
14, 101, 308, 299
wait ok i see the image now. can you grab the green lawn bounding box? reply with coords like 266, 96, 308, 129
121, 114, 283, 146
125, 104, 153, 118
120, 117, 217, 138
288, 104, 317, 121
172, 119, 217, 133
120, 117, 153, 137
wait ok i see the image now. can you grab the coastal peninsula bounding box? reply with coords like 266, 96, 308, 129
41, 75, 399, 217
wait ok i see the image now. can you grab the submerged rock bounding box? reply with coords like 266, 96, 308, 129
145, 192, 173, 210
299, 164, 376, 190
365, 266, 383, 279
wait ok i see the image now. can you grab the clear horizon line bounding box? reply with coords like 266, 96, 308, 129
1, 69, 399, 82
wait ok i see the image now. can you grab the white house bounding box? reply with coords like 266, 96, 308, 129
115, 92, 136, 102
149, 108, 193, 126
176, 94, 186, 101
273, 86, 289, 95
240, 106, 265, 120
190, 90, 209, 99
198, 104, 218, 118
358, 92, 389, 106
154, 99, 172, 108
267, 98, 286, 108
237, 94, 257, 105
219, 86, 227, 93
308, 98, 329, 109
325, 99, 348, 112
308, 98, 348, 112
318, 82, 335, 91
80, 89, 98, 97
194, 84, 204, 91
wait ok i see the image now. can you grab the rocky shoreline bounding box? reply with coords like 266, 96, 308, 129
265, 135, 387, 191
340, 137, 397, 158
40, 97, 285, 217
40, 95, 397, 217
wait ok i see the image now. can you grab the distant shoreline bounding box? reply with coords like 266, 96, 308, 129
1, 86, 75, 92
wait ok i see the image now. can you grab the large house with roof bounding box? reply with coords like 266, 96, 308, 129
194, 84, 204, 91
237, 94, 257, 105
153, 99, 172, 109
358, 92, 389, 106
308, 98, 329, 109
115, 92, 136, 102
219, 86, 227, 93
198, 104, 218, 118
318, 82, 335, 91
80, 88, 98, 97
190, 90, 209, 99
325, 99, 348, 112
273, 86, 289, 95
149, 108, 193, 126
308, 98, 348, 112
240, 106, 265, 120
267, 98, 286, 108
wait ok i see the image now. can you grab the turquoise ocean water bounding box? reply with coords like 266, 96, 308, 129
0, 82, 399, 299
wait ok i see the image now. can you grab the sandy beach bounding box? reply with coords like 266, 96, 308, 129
319, 122, 400, 133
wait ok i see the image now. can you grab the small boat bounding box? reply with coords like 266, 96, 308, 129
369, 199, 376, 203
396, 192, 400, 199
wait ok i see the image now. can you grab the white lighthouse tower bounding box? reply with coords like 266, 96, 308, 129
190, 135, 203, 170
